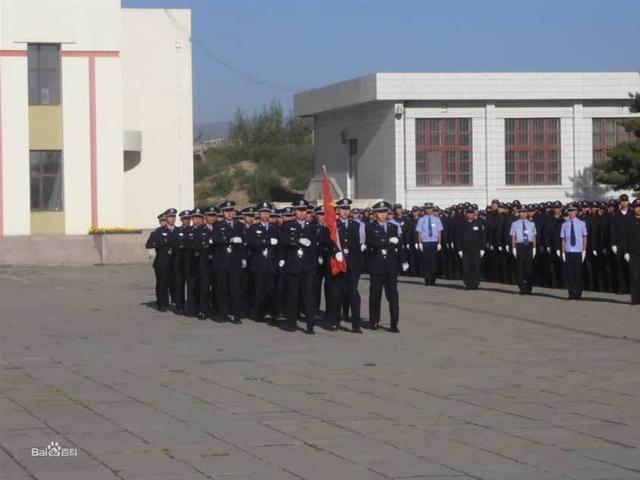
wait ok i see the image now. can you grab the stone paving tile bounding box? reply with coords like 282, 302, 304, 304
2, 265, 640, 480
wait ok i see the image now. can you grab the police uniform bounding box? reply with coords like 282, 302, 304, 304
456, 206, 486, 290
173, 209, 192, 314
415, 202, 443, 286
280, 200, 319, 334
510, 206, 537, 294
560, 205, 588, 300
145, 212, 174, 311
325, 198, 364, 332
212, 201, 246, 322
366, 201, 408, 332
624, 198, 640, 305
190, 208, 214, 318
246, 202, 281, 322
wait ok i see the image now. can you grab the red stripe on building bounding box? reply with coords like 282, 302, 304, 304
0, 59, 4, 236
0, 50, 27, 57
89, 57, 98, 228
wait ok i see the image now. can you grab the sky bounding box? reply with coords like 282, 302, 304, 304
122, 0, 639, 123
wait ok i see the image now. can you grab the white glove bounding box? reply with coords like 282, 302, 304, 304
556, 249, 561, 258
546, 247, 551, 254
318, 256, 324, 265
231, 236, 243, 244
506, 245, 511, 253
209, 238, 213, 244
512, 249, 517, 259
458, 251, 463, 259
360, 244, 367, 252
389, 237, 399, 245
612, 245, 618, 254
270, 238, 278, 246
414, 243, 420, 251
402, 262, 409, 272
449, 242, 454, 249
592, 250, 597, 257
624, 253, 630, 263
532, 248, 536, 259
581, 251, 586, 263
335, 252, 344, 262
298, 237, 311, 247
561, 252, 566, 263
480, 250, 485, 258
278, 260, 285, 268
241, 259, 247, 269
437, 243, 442, 252
498, 245, 503, 252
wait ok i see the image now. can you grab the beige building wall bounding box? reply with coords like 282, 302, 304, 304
121, 8, 194, 229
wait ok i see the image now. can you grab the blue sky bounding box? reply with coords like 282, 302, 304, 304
122, 0, 639, 122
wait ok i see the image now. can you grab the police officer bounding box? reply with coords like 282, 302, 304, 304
624, 198, 640, 305
163, 208, 178, 305
212, 200, 246, 323
280, 199, 319, 334
510, 205, 537, 294
457, 204, 486, 290
610, 194, 632, 294
145, 211, 174, 311
246, 202, 280, 323
190, 208, 213, 319
313, 206, 331, 316
366, 201, 408, 332
174, 210, 192, 315
415, 202, 443, 286
560, 204, 588, 300
326, 198, 364, 333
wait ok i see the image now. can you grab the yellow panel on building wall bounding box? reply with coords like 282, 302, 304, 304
31, 212, 65, 235
29, 106, 62, 150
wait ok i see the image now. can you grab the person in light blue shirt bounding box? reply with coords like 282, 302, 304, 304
509, 205, 537, 294
560, 204, 588, 299
416, 202, 444, 285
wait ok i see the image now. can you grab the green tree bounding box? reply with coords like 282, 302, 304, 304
595, 93, 640, 191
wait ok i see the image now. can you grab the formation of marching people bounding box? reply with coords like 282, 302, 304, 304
146, 193, 640, 334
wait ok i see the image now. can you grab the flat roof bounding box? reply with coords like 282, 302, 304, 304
294, 72, 640, 116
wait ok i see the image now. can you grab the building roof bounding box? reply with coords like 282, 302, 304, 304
294, 72, 640, 116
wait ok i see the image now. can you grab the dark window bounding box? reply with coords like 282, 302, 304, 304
505, 118, 560, 185
28, 44, 60, 105
415, 118, 472, 186
30, 151, 63, 211
592, 118, 637, 168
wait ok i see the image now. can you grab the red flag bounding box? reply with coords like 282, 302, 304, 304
322, 170, 347, 275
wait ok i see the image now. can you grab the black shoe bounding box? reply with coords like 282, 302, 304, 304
197, 312, 206, 320
232, 315, 242, 324
158, 306, 167, 312
352, 325, 362, 333
390, 326, 400, 333
371, 321, 379, 330
175, 308, 184, 315
306, 324, 315, 335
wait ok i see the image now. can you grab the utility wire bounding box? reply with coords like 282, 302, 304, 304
163, 9, 301, 93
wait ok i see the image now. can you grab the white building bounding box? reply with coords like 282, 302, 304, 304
0, 0, 193, 236
294, 73, 640, 207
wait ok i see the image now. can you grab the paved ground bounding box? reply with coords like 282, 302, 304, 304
1, 265, 639, 480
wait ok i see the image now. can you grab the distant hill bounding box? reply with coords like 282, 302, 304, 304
194, 121, 230, 142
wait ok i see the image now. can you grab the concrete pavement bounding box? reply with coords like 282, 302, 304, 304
1, 265, 639, 480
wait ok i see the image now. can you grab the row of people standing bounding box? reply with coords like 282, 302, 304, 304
145, 198, 408, 334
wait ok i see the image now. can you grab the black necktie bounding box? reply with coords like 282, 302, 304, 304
570, 220, 576, 247
522, 221, 528, 245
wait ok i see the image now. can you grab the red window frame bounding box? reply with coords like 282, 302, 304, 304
415, 118, 472, 186
505, 118, 560, 185
592, 118, 636, 168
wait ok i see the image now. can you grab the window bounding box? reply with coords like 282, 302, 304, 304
415, 118, 472, 186
30, 151, 63, 211
505, 118, 560, 185
28, 44, 60, 105
592, 118, 636, 167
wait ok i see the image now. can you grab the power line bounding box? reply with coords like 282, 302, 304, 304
163, 9, 300, 93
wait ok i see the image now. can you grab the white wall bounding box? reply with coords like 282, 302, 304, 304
313, 102, 396, 202
0, 56, 30, 235
61, 56, 91, 234
121, 8, 194, 229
